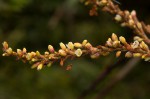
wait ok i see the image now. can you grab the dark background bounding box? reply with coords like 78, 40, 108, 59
0, 0, 150, 99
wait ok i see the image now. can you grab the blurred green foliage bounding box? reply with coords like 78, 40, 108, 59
0, 0, 150, 99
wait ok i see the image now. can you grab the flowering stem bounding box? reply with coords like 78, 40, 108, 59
2, 33, 150, 70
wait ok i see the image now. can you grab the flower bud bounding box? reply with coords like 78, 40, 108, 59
125, 11, 130, 16
140, 41, 149, 51
17, 49, 22, 56
134, 36, 143, 42
85, 43, 92, 49
74, 43, 82, 48
144, 57, 150, 62
125, 51, 133, 58
60, 42, 66, 50
100, 0, 107, 6
45, 51, 49, 55
137, 22, 142, 29
48, 45, 55, 53
106, 38, 113, 47
82, 40, 88, 46
113, 41, 120, 48
37, 63, 43, 70
31, 58, 37, 62
142, 54, 147, 59
36, 51, 41, 56
67, 42, 74, 50
23, 48, 27, 53
116, 51, 121, 57
47, 62, 52, 67
31, 52, 36, 57
6, 48, 13, 55
133, 53, 142, 57
90, 53, 100, 59
119, 36, 127, 45
131, 10, 136, 17
26, 53, 32, 60
112, 33, 118, 41
31, 63, 39, 69
129, 19, 135, 26
2, 41, 8, 49
121, 23, 127, 27
59, 49, 67, 56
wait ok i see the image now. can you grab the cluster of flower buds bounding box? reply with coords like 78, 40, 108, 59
2, 39, 101, 70
115, 10, 143, 32
2, 33, 150, 70
105, 33, 150, 61
84, 0, 110, 16
85, 0, 150, 44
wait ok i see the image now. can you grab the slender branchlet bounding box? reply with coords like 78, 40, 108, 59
1, 0, 150, 71
2, 33, 150, 70
85, 0, 150, 44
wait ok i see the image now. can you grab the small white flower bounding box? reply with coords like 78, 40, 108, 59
75, 49, 82, 57
131, 40, 139, 49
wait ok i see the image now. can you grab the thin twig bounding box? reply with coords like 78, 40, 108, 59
79, 58, 125, 99
96, 58, 141, 99
86, 0, 150, 44
2, 33, 150, 70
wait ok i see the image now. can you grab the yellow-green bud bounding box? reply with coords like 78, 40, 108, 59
134, 36, 143, 42
74, 43, 82, 48
60, 42, 66, 50
67, 42, 74, 50
113, 41, 120, 48
36, 51, 41, 56
26, 53, 32, 60
6, 48, 13, 55
129, 19, 135, 26
82, 40, 88, 46
119, 36, 127, 45
112, 33, 118, 41
133, 53, 142, 57
140, 41, 149, 51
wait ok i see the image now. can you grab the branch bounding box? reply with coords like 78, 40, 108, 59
2, 33, 150, 70
96, 58, 140, 99
79, 58, 125, 99
85, 0, 150, 44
